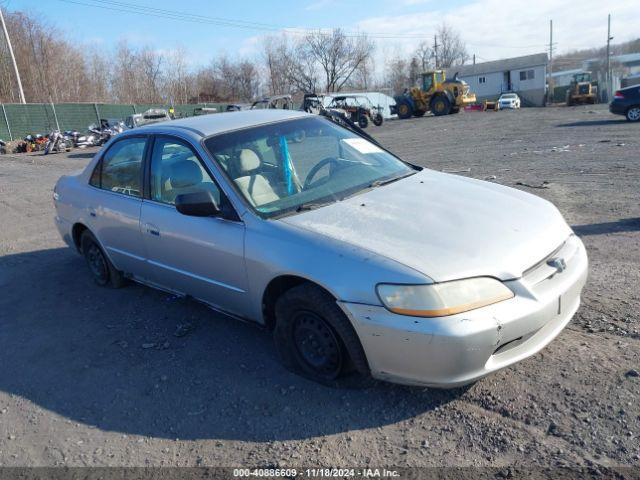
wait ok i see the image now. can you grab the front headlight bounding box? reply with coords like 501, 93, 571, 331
376, 278, 514, 317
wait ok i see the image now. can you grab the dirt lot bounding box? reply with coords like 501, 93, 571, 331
0, 104, 638, 472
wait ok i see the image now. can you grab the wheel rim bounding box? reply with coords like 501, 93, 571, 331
86, 243, 108, 283
435, 100, 445, 113
629, 108, 640, 121
399, 104, 409, 116
292, 311, 342, 379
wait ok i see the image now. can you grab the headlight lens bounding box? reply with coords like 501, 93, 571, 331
377, 278, 514, 317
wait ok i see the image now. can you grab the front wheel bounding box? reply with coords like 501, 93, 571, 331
431, 96, 451, 116
396, 100, 413, 119
358, 114, 368, 129
274, 284, 370, 386
626, 106, 640, 122
373, 113, 383, 126
81, 231, 126, 288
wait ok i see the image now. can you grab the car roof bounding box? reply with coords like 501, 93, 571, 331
134, 109, 310, 137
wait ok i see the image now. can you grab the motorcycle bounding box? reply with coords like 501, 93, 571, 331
65, 130, 96, 148
89, 120, 125, 147
44, 130, 72, 155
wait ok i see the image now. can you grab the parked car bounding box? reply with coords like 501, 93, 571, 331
53, 110, 588, 387
251, 95, 294, 110
193, 107, 218, 116
125, 109, 172, 129
327, 95, 383, 128
609, 85, 640, 122
498, 93, 521, 109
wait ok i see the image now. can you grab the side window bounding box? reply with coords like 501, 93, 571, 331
98, 137, 146, 197
478, 76, 486, 84
519, 71, 527, 81
150, 138, 222, 206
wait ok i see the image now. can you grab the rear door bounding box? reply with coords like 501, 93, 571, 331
139, 135, 249, 317
87, 136, 148, 274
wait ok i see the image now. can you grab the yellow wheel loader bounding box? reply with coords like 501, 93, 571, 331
393, 70, 477, 119
566, 72, 597, 106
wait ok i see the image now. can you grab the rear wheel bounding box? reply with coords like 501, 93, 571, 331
626, 106, 640, 122
396, 100, 413, 119
431, 96, 451, 116
274, 283, 370, 386
81, 231, 126, 288
358, 114, 369, 129
373, 113, 383, 126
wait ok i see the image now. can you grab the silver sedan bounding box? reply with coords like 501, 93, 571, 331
53, 110, 588, 387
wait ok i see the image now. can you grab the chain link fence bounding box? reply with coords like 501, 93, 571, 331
0, 102, 227, 141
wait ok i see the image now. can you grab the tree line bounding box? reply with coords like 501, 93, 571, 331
0, 8, 469, 104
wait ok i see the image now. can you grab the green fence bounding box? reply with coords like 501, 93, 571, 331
0, 102, 228, 141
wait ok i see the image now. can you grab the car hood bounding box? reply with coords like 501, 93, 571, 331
280, 169, 572, 282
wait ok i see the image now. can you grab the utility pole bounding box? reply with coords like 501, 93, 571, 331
548, 19, 553, 103
433, 34, 439, 69
0, 8, 26, 104
473, 54, 476, 66
606, 14, 613, 101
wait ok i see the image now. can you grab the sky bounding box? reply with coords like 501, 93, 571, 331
3, 0, 639, 77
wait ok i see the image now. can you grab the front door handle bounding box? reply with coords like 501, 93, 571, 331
144, 223, 160, 237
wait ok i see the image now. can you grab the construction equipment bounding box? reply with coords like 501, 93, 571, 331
566, 72, 597, 106
393, 70, 477, 119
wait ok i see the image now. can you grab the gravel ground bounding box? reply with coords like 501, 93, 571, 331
0, 104, 638, 472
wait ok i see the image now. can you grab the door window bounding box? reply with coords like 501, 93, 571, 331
149, 138, 222, 206
91, 137, 146, 198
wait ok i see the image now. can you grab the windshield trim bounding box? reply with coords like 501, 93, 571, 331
201, 116, 421, 220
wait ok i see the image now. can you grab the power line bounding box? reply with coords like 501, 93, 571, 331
56, 0, 552, 48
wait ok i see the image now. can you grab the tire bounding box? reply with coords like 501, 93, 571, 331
413, 110, 426, 117
358, 114, 368, 129
273, 283, 370, 387
431, 96, 451, 116
80, 230, 126, 288
373, 113, 383, 126
626, 106, 640, 122
396, 100, 413, 120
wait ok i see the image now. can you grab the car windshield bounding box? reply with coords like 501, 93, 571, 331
204, 116, 416, 218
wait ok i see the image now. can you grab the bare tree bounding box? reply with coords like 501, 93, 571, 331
436, 23, 468, 68
415, 41, 432, 71
304, 29, 374, 92
385, 57, 410, 95
262, 34, 318, 94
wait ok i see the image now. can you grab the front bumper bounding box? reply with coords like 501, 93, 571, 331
339, 235, 588, 388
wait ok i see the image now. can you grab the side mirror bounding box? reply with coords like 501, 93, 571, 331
175, 190, 221, 217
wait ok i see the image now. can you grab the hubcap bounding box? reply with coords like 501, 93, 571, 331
399, 105, 409, 116
86, 243, 108, 283
629, 108, 640, 121
435, 101, 445, 112
292, 311, 342, 379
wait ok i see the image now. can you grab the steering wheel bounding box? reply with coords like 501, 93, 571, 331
303, 157, 340, 190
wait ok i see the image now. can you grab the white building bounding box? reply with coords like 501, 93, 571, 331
445, 53, 548, 106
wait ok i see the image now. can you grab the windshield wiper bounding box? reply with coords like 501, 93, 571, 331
369, 172, 416, 189
295, 201, 331, 213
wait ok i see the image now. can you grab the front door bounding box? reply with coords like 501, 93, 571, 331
87, 136, 148, 274
139, 136, 249, 317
